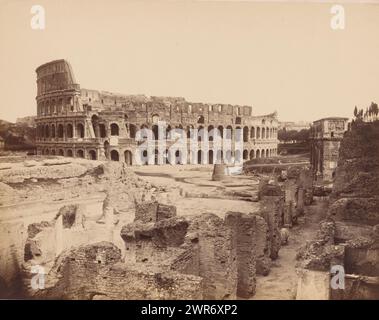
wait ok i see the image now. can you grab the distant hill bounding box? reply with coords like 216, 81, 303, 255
0, 118, 36, 151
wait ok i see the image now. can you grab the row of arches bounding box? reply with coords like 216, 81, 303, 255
103, 123, 278, 141
40, 147, 98, 160
37, 97, 74, 116
36, 122, 85, 139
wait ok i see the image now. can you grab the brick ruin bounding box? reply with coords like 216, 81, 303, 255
297, 121, 379, 299
20, 189, 286, 299
34, 59, 278, 164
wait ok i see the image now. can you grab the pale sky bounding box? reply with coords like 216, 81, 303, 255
1, 0, 379, 122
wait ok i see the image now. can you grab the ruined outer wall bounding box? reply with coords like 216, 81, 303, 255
35, 59, 279, 163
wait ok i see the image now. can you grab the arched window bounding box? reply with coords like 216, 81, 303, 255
58, 149, 64, 156
77, 123, 85, 138
243, 126, 249, 142
251, 127, 255, 139
124, 150, 133, 165
57, 124, 64, 138
197, 115, 205, 124
208, 150, 214, 164
88, 150, 97, 160
51, 124, 56, 138
77, 149, 84, 158
67, 149, 73, 157
66, 124, 73, 138
250, 150, 255, 160
110, 123, 119, 136
243, 150, 248, 160
208, 125, 214, 141
235, 117, 242, 125
110, 150, 119, 161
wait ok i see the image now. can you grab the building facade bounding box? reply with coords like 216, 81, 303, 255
35, 59, 279, 165
310, 117, 349, 181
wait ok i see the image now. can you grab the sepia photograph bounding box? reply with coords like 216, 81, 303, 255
0, 0, 378, 307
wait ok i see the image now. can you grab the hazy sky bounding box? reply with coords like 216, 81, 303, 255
1, 0, 379, 122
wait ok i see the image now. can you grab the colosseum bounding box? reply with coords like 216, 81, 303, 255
35, 59, 278, 165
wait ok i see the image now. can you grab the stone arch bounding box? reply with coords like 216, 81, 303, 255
67, 149, 73, 157
256, 149, 261, 158
261, 127, 265, 140
256, 127, 261, 139
66, 123, 73, 138
152, 125, 159, 141
51, 149, 56, 155
198, 126, 205, 142
226, 125, 233, 140
243, 149, 248, 160
88, 150, 97, 160
57, 124, 64, 138
77, 149, 84, 158
235, 117, 241, 125
58, 149, 64, 156
208, 125, 214, 141
251, 126, 255, 139
45, 125, 50, 138
266, 127, 269, 139
45, 148, 50, 155
250, 149, 255, 160
124, 150, 133, 165
197, 115, 205, 124
110, 123, 119, 136
217, 125, 224, 138
262, 149, 266, 158
110, 150, 119, 161
197, 150, 203, 164
208, 150, 214, 164
91, 115, 99, 138
77, 123, 85, 138
51, 124, 56, 138
266, 149, 270, 157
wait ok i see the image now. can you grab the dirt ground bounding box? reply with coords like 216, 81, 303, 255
132, 164, 328, 300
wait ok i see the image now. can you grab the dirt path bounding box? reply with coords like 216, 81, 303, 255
252, 199, 328, 300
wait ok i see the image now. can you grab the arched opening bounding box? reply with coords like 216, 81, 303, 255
58, 124, 64, 138
175, 150, 182, 165
99, 124, 106, 138
58, 149, 64, 156
208, 125, 214, 141
88, 150, 97, 160
197, 150, 203, 164
129, 124, 136, 139
67, 149, 73, 157
243, 126, 249, 142
235, 126, 242, 142
266, 149, 270, 157
251, 127, 255, 139
250, 150, 255, 160
226, 125, 233, 140
243, 149, 248, 160
197, 115, 205, 124
77, 149, 84, 158
104, 141, 110, 159
152, 125, 159, 141
256, 127, 260, 139
198, 126, 204, 142
110, 150, 119, 161
77, 123, 85, 138
262, 149, 266, 158
51, 124, 56, 138
266, 127, 269, 139
208, 150, 214, 164
235, 117, 241, 125
256, 149, 260, 158
218, 125, 224, 138
124, 150, 133, 165
166, 125, 172, 139
261, 127, 265, 140
110, 123, 119, 136
45, 149, 50, 155
45, 125, 50, 138
66, 124, 73, 138
51, 149, 56, 155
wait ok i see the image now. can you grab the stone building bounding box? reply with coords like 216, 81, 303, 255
35, 59, 278, 165
309, 117, 349, 181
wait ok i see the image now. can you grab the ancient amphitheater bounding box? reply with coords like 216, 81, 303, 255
35, 60, 278, 164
